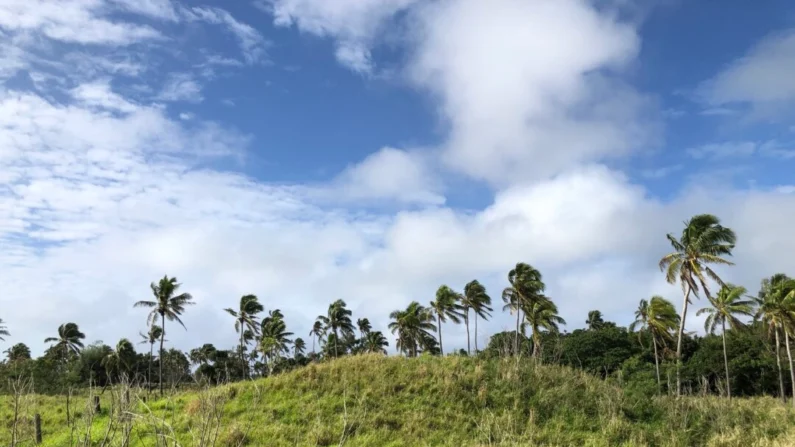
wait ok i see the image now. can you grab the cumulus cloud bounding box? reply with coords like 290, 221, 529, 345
186, 7, 268, 64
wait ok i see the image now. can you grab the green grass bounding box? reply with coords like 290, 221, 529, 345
3, 355, 795, 446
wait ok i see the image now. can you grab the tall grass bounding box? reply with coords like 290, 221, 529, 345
2, 355, 794, 446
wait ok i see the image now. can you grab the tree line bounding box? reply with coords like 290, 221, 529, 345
2, 214, 795, 404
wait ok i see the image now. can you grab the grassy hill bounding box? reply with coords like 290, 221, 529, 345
2, 355, 795, 446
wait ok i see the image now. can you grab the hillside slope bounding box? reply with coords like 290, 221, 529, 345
3, 355, 795, 446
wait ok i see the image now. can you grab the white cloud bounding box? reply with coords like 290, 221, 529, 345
408, 0, 656, 184
187, 7, 268, 64
156, 73, 203, 102
330, 147, 444, 205
699, 29, 795, 109
0, 0, 162, 45
687, 141, 757, 159
262, 0, 420, 73
70, 79, 139, 113
110, 0, 179, 21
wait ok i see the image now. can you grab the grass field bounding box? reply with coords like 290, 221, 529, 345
2, 355, 795, 446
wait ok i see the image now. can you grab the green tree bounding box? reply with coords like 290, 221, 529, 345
388, 302, 437, 357
309, 319, 325, 356
465, 280, 492, 353
357, 318, 372, 337
659, 214, 736, 396
586, 310, 605, 330
363, 331, 389, 354
260, 310, 293, 375
0, 318, 8, 341
755, 274, 795, 404
44, 323, 86, 359
224, 294, 264, 378
522, 300, 565, 361
138, 325, 163, 393
189, 344, 217, 366
4, 343, 31, 363
101, 339, 136, 381
502, 263, 548, 356
134, 275, 194, 396
430, 285, 464, 355
293, 338, 306, 359
317, 300, 354, 357
629, 296, 679, 391
696, 284, 754, 399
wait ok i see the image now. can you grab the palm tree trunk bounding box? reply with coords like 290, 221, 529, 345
474, 314, 479, 353
437, 314, 444, 356
334, 328, 338, 358
785, 332, 795, 407
239, 326, 246, 379
775, 327, 786, 403
148, 342, 153, 395
652, 335, 661, 393
675, 285, 691, 397
160, 314, 165, 397
721, 320, 731, 399
312, 336, 316, 355
514, 309, 521, 356
465, 310, 471, 355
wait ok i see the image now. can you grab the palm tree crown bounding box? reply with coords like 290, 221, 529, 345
317, 299, 354, 357
698, 284, 754, 334
44, 322, 86, 358
0, 318, 9, 341
502, 263, 548, 355
629, 296, 679, 392
465, 280, 492, 353
388, 301, 437, 357
363, 331, 389, 354
522, 300, 565, 359
430, 285, 464, 355
225, 294, 264, 376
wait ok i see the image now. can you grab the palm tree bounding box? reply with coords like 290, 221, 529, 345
44, 323, 86, 359
629, 296, 679, 392
586, 310, 605, 330
465, 280, 492, 353
522, 300, 565, 361
134, 275, 194, 396
363, 331, 389, 354
138, 325, 163, 393
224, 294, 264, 377
357, 318, 372, 338
309, 319, 325, 356
189, 344, 217, 366
317, 300, 354, 357
696, 284, 754, 399
102, 339, 136, 381
260, 310, 293, 375
502, 263, 548, 356
388, 302, 437, 357
0, 318, 9, 341
659, 214, 736, 396
430, 285, 464, 355
5, 343, 31, 363
293, 338, 306, 358
756, 274, 795, 404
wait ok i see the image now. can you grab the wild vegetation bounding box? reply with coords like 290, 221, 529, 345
3, 213, 795, 445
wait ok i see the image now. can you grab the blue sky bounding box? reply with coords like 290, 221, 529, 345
1, 0, 795, 355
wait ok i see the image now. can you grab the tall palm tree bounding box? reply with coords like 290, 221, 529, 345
756, 274, 795, 404
586, 310, 605, 330
102, 339, 136, 381
44, 323, 86, 359
317, 300, 354, 357
388, 302, 437, 357
659, 214, 736, 396
357, 318, 372, 338
629, 296, 679, 392
309, 319, 325, 356
502, 263, 548, 356
363, 331, 389, 354
134, 275, 194, 396
465, 280, 492, 353
138, 325, 163, 393
522, 300, 565, 361
696, 284, 754, 399
260, 310, 293, 375
430, 285, 464, 355
0, 318, 9, 341
224, 294, 264, 377
293, 338, 306, 358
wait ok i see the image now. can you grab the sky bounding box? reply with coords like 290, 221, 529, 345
1, 0, 795, 357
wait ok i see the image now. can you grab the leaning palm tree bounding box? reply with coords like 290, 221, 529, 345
260, 311, 293, 375
696, 284, 754, 399
44, 323, 86, 359
465, 280, 492, 353
629, 296, 679, 392
309, 319, 325, 356
502, 263, 548, 356
293, 338, 306, 359
134, 275, 194, 396
138, 325, 163, 393
357, 318, 372, 338
430, 285, 464, 355
224, 294, 264, 377
586, 310, 605, 330
102, 339, 136, 381
521, 299, 565, 362
0, 318, 9, 341
756, 274, 795, 404
388, 302, 437, 357
363, 331, 389, 354
317, 300, 354, 357
659, 214, 736, 396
